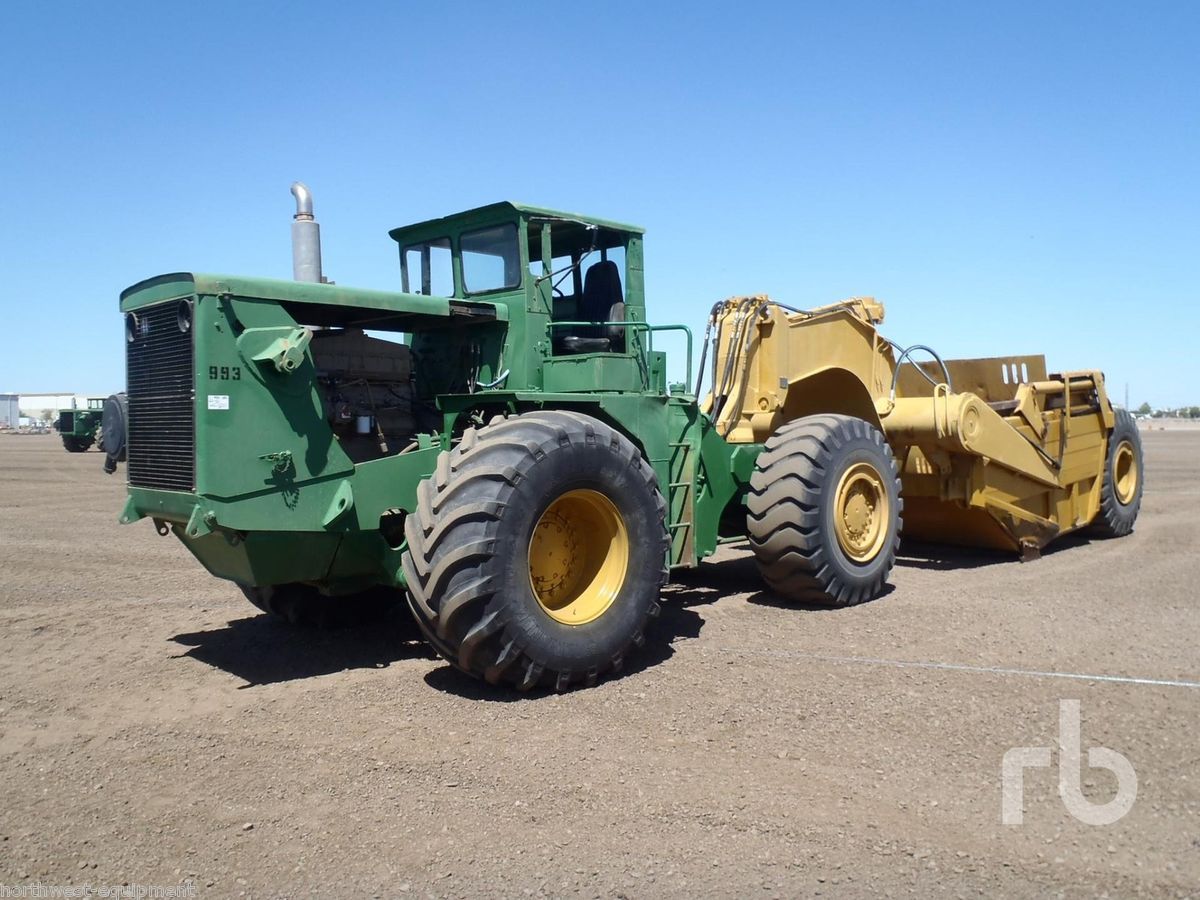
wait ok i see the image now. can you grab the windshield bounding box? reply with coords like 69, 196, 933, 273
461, 224, 521, 294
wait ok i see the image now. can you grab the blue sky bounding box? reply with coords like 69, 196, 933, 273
2, 1, 1197, 407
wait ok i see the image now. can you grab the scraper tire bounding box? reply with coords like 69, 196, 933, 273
747, 414, 901, 607
1091, 408, 1143, 538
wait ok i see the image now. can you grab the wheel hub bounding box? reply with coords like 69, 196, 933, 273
834, 463, 889, 563
529, 508, 579, 600
1113, 440, 1139, 505
528, 489, 629, 625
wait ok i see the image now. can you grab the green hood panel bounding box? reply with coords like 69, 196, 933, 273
120, 272, 504, 330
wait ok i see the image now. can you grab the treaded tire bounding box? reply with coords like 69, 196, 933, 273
62, 435, 93, 453
239, 583, 401, 628
747, 414, 902, 606
401, 410, 669, 691
1091, 407, 1143, 537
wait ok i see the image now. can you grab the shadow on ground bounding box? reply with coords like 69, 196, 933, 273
670, 549, 896, 611
894, 539, 1012, 572
895, 532, 1098, 571
179, 539, 1011, 696
424, 536, 1083, 703
421, 559, 736, 702
170, 607, 434, 687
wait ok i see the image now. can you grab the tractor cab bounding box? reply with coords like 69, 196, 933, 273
525, 213, 637, 355
389, 202, 654, 394
390, 202, 643, 321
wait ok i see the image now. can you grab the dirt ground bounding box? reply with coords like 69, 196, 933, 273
0, 430, 1196, 898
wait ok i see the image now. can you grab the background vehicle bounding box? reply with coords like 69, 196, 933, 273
57, 398, 105, 452
115, 186, 1143, 690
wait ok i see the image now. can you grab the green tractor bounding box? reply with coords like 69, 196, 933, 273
115, 185, 1140, 690
119, 191, 721, 688
58, 399, 105, 452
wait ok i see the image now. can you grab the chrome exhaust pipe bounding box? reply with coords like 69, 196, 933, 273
290, 182, 324, 283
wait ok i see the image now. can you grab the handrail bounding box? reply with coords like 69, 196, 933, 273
547, 321, 694, 393
647, 324, 693, 389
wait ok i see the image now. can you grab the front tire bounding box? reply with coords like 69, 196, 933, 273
402, 410, 669, 691
747, 414, 902, 606
62, 435, 93, 453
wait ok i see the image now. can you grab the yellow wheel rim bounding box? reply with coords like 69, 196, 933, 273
1113, 440, 1139, 505
833, 462, 890, 563
528, 489, 629, 625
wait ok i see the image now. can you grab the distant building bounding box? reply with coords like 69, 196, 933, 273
0, 394, 18, 428
17, 393, 81, 420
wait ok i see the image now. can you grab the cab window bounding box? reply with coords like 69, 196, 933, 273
402, 238, 453, 296
527, 220, 626, 321
461, 224, 521, 294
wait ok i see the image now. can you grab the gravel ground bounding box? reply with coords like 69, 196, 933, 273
0, 430, 1196, 898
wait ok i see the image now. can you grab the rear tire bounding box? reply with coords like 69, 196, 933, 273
1091, 408, 1143, 537
239, 583, 401, 627
402, 410, 669, 691
747, 414, 902, 606
62, 435, 93, 453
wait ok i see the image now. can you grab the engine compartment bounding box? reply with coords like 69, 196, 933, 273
309, 329, 433, 463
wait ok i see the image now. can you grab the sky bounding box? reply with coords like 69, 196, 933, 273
2, 1, 1197, 408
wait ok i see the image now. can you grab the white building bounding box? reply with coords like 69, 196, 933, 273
0, 394, 18, 428
17, 393, 83, 421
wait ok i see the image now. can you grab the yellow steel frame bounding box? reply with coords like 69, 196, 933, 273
707, 296, 1119, 555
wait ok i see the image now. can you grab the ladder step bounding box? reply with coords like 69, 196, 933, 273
667, 437, 696, 565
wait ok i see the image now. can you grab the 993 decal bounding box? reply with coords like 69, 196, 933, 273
208, 365, 242, 381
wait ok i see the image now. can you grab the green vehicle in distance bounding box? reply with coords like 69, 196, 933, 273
58, 399, 105, 452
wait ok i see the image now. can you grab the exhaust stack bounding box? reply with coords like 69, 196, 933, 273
290, 182, 324, 283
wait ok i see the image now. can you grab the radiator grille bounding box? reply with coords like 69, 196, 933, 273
126, 300, 195, 491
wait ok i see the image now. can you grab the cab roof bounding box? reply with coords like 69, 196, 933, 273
388, 201, 644, 246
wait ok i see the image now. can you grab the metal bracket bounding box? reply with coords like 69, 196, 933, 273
239, 326, 313, 375
184, 505, 216, 539
321, 481, 355, 528
117, 495, 146, 525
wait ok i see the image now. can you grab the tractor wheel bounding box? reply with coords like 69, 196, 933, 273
402, 410, 669, 691
747, 414, 902, 606
1091, 408, 1144, 537
62, 435, 93, 453
239, 583, 401, 627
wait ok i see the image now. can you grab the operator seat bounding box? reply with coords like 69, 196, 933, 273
558, 260, 626, 354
